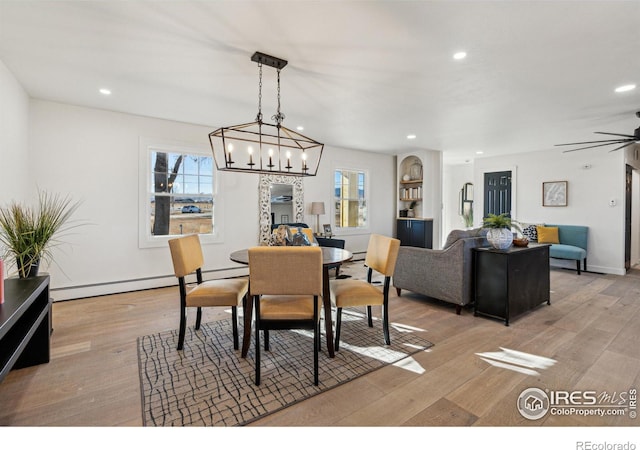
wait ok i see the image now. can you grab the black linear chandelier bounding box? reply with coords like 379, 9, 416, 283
209, 52, 324, 176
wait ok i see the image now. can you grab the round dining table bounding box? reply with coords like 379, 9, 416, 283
230, 246, 353, 358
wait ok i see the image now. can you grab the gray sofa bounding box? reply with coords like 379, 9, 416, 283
393, 228, 489, 314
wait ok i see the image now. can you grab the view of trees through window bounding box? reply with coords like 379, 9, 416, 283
149, 151, 214, 236
334, 169, 367, 228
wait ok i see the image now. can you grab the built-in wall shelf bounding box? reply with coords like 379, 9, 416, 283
395, 149, 442, 249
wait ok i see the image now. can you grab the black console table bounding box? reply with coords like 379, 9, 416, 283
473, 244, 550, 326
0, 275, 51, 383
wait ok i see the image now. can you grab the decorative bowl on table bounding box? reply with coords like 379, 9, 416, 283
513, 237, 529, 247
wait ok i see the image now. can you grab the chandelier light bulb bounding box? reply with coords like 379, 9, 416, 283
247, 146, 254, 166
285, 151, 292, 170
267, 148, 274, 168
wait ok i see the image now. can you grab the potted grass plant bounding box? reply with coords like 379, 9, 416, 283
0, 190, 82, 278
461, 208, 474, 229
482, 213, 521, 249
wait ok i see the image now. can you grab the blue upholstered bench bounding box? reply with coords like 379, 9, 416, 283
543, 224, 588, 275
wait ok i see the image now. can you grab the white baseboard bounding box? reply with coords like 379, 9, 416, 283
50, 266, 249, 301
549, 259, 625, 276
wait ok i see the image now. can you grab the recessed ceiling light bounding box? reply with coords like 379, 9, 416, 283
453, 51, 467, 60
99, 88, 112, 95
407, 134, 417, 140
615, 84, 636, 93
296, 125, 304, 131
476, 151, 484, 155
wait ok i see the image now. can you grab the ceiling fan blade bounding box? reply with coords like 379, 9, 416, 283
555, 138, 628, 147
594, 131, 637, 138
561, 140, 631, 152
608, 141, 637, 153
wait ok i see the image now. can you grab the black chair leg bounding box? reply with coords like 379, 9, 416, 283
367, 305, 373, 327
264, 330, 270, 351
577, 260, 581, 275
255, 322, 261, 386
231, 306, 239, 350
195, 307, 202, 330
382, 301, 391, 345
334, 307, 343, 351
584, 258, 588, 272
177, 305, 186, 350
254, 295, 261, 385
314, 323, 319, 386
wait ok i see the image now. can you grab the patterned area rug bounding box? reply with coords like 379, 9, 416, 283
137, 309, 433, 426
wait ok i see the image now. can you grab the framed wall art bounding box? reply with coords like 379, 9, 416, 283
543, 181, 567, 207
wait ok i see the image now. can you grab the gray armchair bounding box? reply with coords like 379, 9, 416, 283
393, 228, 489, 314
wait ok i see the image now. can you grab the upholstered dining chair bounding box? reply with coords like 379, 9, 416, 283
168, 234, 249, 351
330, 234, 400, 351
248, 246, 323, 386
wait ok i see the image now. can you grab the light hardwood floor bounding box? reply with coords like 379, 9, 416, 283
1, 265, 639, 428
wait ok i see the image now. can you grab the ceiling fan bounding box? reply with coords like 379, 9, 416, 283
555, 111, 640, 153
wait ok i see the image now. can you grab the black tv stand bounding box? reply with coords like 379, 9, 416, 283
0, 275, 51, 383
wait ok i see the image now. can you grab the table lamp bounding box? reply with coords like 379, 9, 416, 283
310, 202, 325, 235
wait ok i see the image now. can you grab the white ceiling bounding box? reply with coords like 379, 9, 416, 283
1, 0, 639, 164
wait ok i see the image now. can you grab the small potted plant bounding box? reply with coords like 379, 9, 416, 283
0, 190, 82, 278
482, 213, 521, 249
461, 208, 474, 229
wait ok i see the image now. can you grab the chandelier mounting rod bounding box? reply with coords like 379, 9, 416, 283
251, 51, 288, 70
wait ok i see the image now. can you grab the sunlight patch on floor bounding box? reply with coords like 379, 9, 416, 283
392, 356, 426, 374
475, 347, 556, 376
289, 329, 427, 374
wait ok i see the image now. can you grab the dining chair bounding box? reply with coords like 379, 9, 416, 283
330, 234, 400, 351
248, 246, 323, 386
168, 234, 249, 351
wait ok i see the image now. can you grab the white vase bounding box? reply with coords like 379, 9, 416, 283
487, 228, 513, 249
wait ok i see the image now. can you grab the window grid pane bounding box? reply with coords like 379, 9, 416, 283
334, 169, 367, 228
148, 150, 215, 236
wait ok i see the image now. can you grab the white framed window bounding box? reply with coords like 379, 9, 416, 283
138, 137, 221, 248
334, 168, 368, 230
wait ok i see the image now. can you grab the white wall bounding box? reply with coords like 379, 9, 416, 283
0, 60, 30, 202
0, 60, 30, 288
27, 100, 395, 299
443, 163, 474, 245
473, 149, 627, 275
